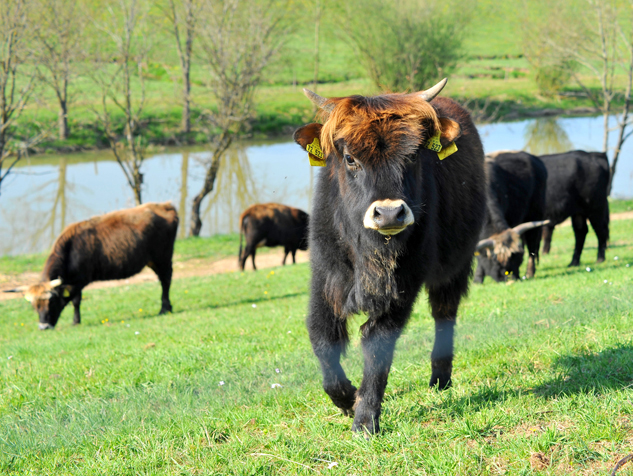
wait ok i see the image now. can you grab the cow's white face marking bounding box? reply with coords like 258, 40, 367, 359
363, 199, 414, 235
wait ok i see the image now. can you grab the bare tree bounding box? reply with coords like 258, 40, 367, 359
89, 0, 152, 205
0, 0, 42, 196
189, 0, 288, 236
31, 0, 86, 140
526, 0, 633, 194
161, 0, 199, 135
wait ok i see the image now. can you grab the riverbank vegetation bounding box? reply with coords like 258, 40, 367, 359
5, 0, 631, 157
1, 214, 632, 474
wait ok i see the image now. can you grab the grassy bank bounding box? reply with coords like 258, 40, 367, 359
0, 215, 632, 474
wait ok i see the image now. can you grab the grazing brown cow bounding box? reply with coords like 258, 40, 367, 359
4, 202, 178, 329
238, 203, 309, 271
294, 79, 487, 434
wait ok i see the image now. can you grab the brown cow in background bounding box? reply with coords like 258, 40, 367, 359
238, 203, 309, 271
4, 202, 178, 329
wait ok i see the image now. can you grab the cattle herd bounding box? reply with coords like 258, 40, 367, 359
3, 79, 613, 436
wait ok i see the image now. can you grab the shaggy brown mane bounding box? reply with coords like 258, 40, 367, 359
318, 93, 441, 165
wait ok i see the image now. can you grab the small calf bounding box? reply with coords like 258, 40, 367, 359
238, 203, 309, 271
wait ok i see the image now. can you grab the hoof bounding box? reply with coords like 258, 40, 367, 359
324, 381, 357, 413
158, 308, 172, 315
568, 261, 580, 267
429, 372, 452, 390
596, 257, 605, 263
351, 412, 379, 436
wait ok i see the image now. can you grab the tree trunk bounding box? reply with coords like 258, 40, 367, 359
189, 155, 221, 236
59, 100, 69, 140
133, 171, 143, 205
182, 74, 191, 134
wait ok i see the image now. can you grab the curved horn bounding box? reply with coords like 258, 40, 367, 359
303, 88, 335, 113
418, 78, 448, 102
476, 238, 495, 251
512, 220, 551, 236
49, 278, 63, 287
3, 285, 29, 293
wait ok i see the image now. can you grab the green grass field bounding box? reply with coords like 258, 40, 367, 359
1, 216, 632, 474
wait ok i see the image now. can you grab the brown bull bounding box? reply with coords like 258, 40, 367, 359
4, 202, 178, 329
238, 203, 309, 270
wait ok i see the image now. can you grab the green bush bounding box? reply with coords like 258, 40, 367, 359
339, 0, 473, 92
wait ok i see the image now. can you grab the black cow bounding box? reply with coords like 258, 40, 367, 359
474, 151, 548, 283
539, 150, 610, 266
294, 79, 487, 434
238, 203, 309, 271
4, 202, 178, 329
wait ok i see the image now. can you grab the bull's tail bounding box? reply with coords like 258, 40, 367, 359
238, 214, 246, 266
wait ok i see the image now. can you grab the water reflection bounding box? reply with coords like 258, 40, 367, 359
0, 115, 631, 257
199, 146, 258, 234
523, 118, 573, 155
179, 153, 189, 239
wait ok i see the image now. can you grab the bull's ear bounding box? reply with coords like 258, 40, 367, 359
439, 117, 461, 147
293, 123, 323, 151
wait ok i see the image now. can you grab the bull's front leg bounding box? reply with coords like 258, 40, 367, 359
427, 267, 470, 390
72, 290, 82, 325
352, 311, 408, 435
307, 287, 357, 415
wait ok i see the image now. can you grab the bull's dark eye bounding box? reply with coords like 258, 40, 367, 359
344, 154, 354, 165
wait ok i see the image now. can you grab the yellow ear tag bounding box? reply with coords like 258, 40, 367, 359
425, 131, 443, 153
437, 141, 458, 160
306, 137, 326, 167
425, 131, 458, 160
63, 289, 70, 298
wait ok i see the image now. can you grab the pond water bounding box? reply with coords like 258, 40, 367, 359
0, 115, 631, 256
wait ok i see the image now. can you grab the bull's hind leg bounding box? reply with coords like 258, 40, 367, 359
282, 248, 289, 265
151, 262, 173, 314
307, 291, 357, 416
588, 208, 609, 263
352, 305, 411, 435
570, 214, 588, 266
428, 266, 470, 390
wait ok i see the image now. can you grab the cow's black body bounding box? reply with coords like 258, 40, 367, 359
474, 151, 548, 282
30, 202, 178, 329
238, 203, 309, 270
539, 150, 610, 266
295, 91, 486, 434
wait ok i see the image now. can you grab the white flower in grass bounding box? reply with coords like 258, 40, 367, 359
604, 280, 608, 283
271, 383, 282, 389
586, 267, 591, 272
219, 381, 225, 386
615, 256, 619, 260
275, 368, 281, 374
252, 304, 257, 308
